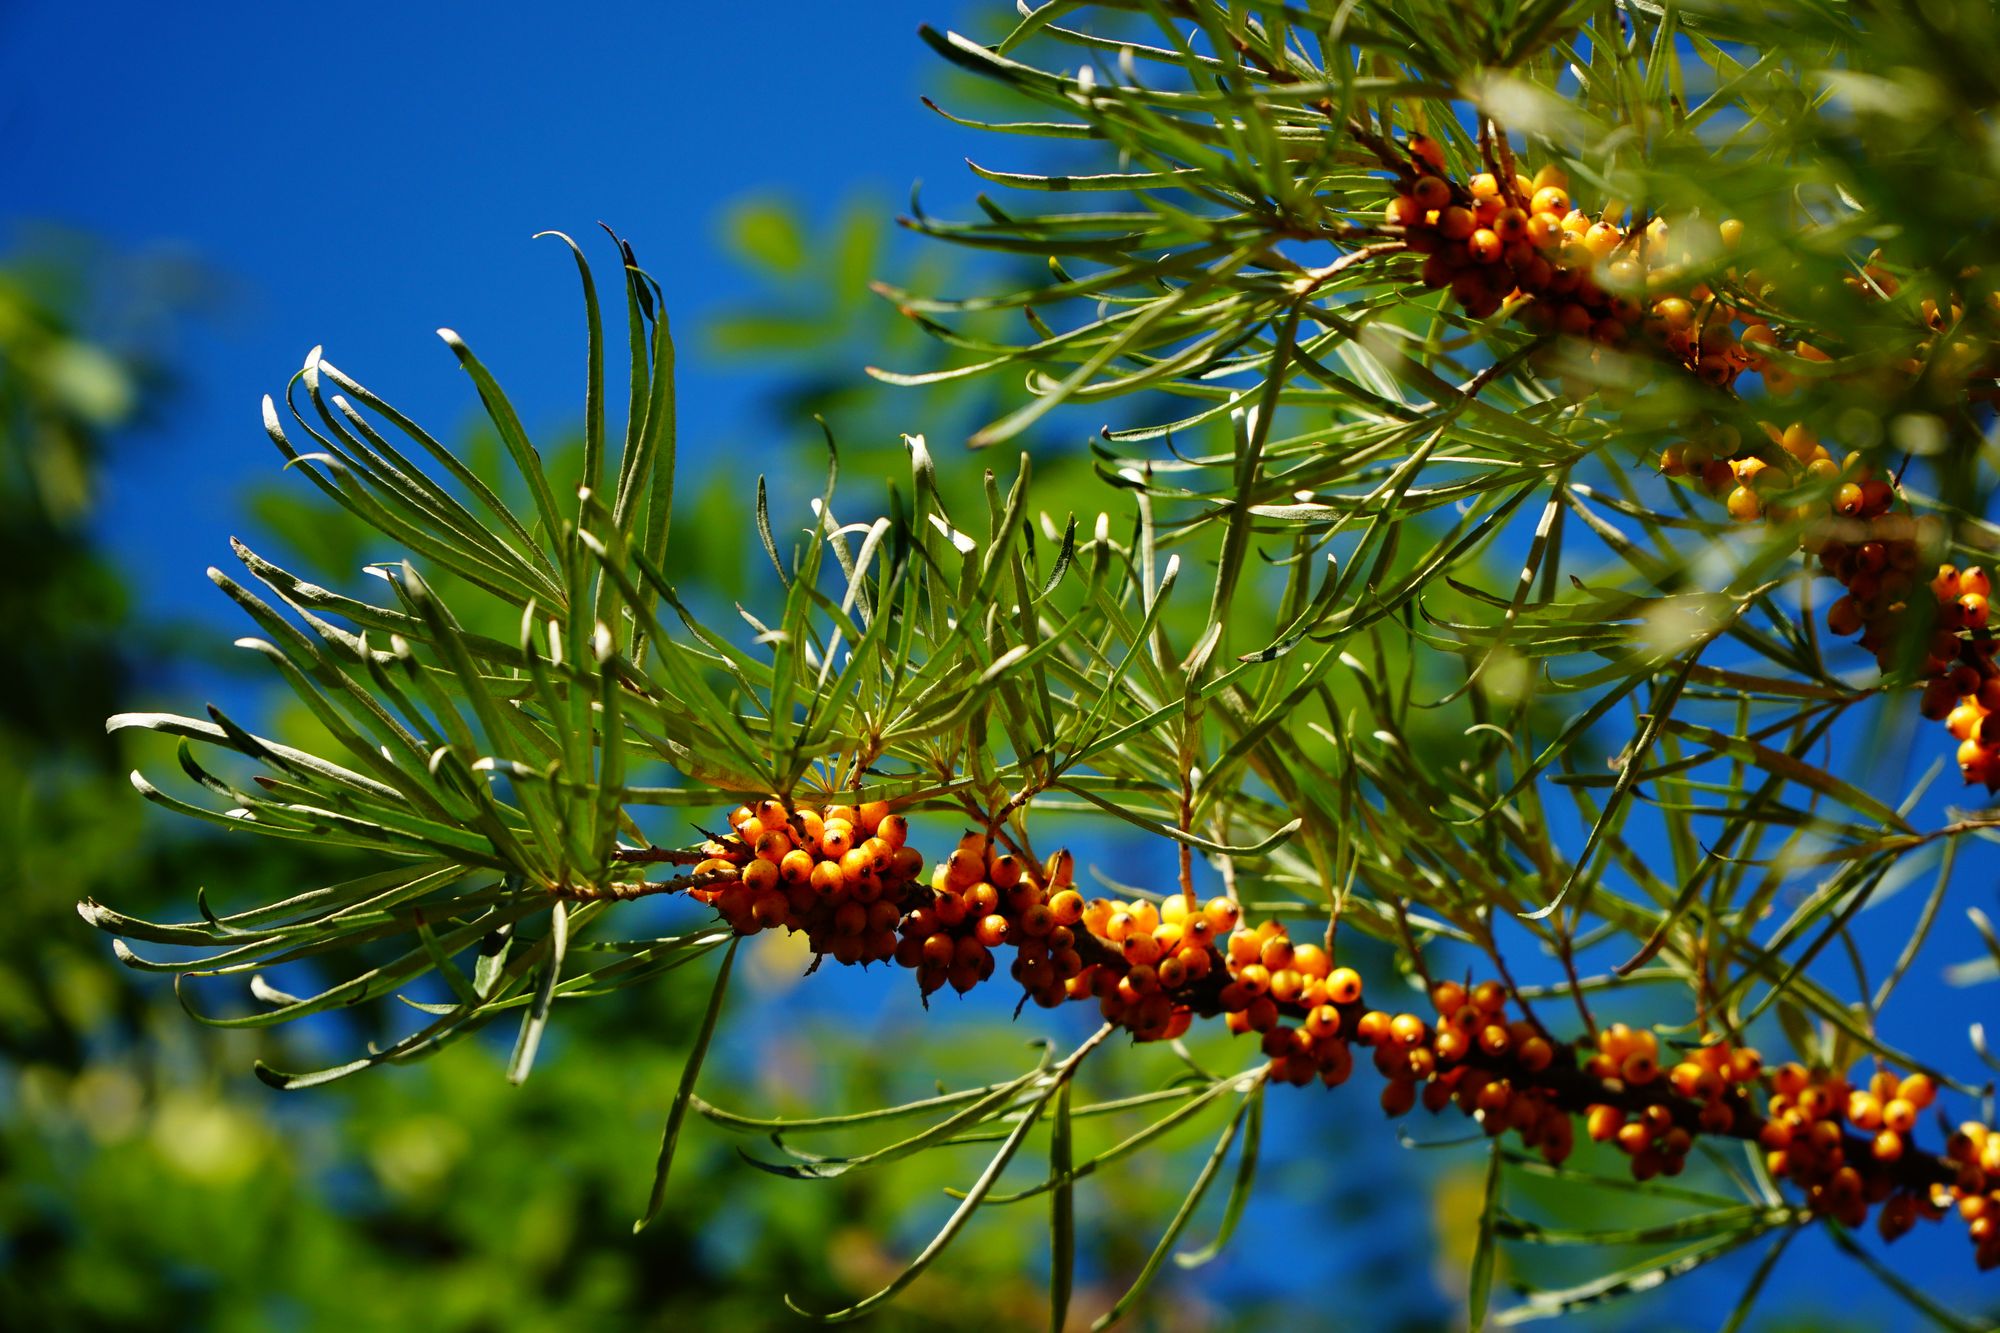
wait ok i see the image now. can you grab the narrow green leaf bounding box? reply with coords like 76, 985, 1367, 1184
634, 937, 739, 1233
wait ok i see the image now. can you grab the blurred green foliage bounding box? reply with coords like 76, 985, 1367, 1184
0, 216, 1375, 1331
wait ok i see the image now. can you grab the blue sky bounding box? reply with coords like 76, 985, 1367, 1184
9, 2, 1998, 1327
5, 2, 971, 627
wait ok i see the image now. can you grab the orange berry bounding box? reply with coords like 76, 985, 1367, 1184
1385, 195, 1423, 227
1290, 943, 1330, 979
1616, 1122, 1653, 1156
1411, 174, 1451, 211
1354, 1010, 1392, 1045
1586, 1105, 1623, 1142
1047, 889, 1084, 927
1389, 1013, 1428, 1047
1327, 967, 1364, 1005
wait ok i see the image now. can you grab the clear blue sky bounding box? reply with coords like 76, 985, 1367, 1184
8, 3, 1995, 1327
4, 1, 971, 629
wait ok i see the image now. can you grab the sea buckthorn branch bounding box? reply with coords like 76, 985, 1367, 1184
1662, 418, 2000, 788
668, 793, 2000, 1271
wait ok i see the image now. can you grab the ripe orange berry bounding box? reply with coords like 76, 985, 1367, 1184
1204, 897, 1240, 934
1124, 933, 1162, 968
1385, 195, 1423, 227
1290, 943, 1330, 979
1327, 967, 1364, 1005
1260, 935, 1295, 971
1438, 205, 1475, 240
1046, 889, 1084, 927
1898, 1073, 1937, 1109
1389, 1013, 1427, 1047
1583, 221, 1623, 258
1410, 135, 1447, 173
1469, 228, 1503, 264
1411, 174, 1451, 211
750, 891, 789, 929
1529, 185, 1569, 218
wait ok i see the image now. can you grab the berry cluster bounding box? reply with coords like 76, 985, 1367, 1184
1386, 143, 1802, 388
692, 798, 925, 964
1758, 1064, 1950, 1243
896, 832, 1086, 1002
1066, 893, 1231, 1042
1920, 567, 2000, 788
671, 801, 2000, 1272
1357, 980, 1573, 1166
1390, 137, 2000, 402
1662, 420, 2000, 788
1581, 1030, 1762, 1179
1659, 420, 1858, 525
1942, 1121, 2000, 1268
